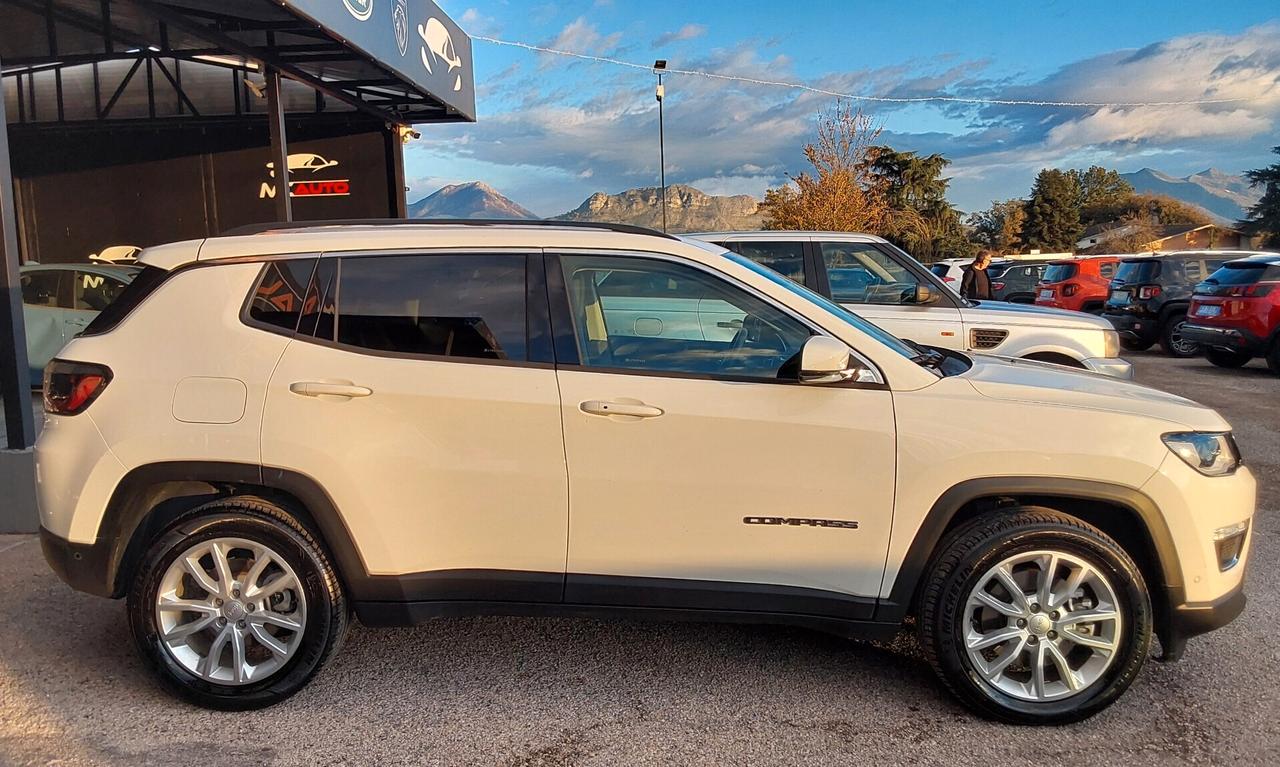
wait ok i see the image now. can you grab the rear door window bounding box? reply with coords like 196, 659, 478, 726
731, 241, 807, 285
73, 272, 128, 311
336, 255, 527, 361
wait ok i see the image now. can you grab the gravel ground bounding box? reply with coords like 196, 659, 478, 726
2, 352, 1277, 766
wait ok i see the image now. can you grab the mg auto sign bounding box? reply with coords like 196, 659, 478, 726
260, 153, 351, 199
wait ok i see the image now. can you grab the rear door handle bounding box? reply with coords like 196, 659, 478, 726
289, 381, 373, 399
579, 400, 664, 418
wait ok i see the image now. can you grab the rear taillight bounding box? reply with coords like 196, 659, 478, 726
943, 276, 956, 283
1227, 282, 1276, 298
1138, 285, 1161, 300
43, 360, 112, 415
992, 282, 1005, 291
1063, 284, 1079, 297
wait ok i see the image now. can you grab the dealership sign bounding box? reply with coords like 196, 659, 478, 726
260, 153, 351, 199
284, 0, 475, 120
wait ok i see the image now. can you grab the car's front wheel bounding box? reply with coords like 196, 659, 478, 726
127, 497, 348, 710
918, 508, 1152, 724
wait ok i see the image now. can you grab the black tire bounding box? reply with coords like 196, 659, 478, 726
918, 508, 1152, 725
127, 497, 348, 710
1205, 347, 1252, 369
1159, 314, 1199, 357
1120, 337, 1153, 352
1267, 341, 1280, 376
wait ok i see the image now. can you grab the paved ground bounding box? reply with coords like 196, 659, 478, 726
2, 352, 1277, 766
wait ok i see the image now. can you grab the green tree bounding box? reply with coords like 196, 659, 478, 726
966, 199, 1026, 253
1239, 146, 1280, 248
870, 148, 972, 260
1022, 169, 1083, 251
1072, 166, 1134, 227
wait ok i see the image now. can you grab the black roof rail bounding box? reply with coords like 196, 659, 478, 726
218, 218, 679, 240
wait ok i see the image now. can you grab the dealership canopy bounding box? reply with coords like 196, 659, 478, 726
0, 0, 477, 451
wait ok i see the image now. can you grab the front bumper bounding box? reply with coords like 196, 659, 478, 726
1081, 356, 1135, 380
1161, 583, 1247, 662
1181, 324, 1266, 356
40, 526, 116, 598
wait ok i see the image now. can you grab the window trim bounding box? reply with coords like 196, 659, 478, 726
546, 248, 887, 389
240, 249, 554, 370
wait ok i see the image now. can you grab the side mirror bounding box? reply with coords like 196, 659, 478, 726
798, 336, 856, 385
909, 285, 935, 304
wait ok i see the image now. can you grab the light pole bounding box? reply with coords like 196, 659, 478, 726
653, 59, 667, 233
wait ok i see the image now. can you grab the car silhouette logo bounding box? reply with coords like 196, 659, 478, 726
266, 153, 340, 178
418, 17, 464, 92
343, 0, 373, 22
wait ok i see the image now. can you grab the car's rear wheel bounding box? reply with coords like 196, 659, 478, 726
1205, 347, 1252, 369
918, 508, 1151, 725
1266, 341, 1280, 376
1160, 315, 1199, 357
127, 497, 347, 710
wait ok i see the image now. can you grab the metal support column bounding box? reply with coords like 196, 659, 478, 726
386, 126, 407, 218
0, 54, 37, 450
265, 67, 292, 222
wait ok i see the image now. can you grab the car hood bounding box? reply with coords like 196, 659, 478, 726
962, 354, 1229, 431
960, 300, 1111, 330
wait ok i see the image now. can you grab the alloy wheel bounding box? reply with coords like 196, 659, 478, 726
1169, 321, 1198, 356
963, 550, 1122, 702
154, 537, 308, 686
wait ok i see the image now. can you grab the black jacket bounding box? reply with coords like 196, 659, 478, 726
960, 266, 992, 300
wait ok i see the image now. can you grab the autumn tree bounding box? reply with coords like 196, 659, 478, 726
762, 101, 891, 232
966, 199, 1026, 253
1239, 146, 1280, 247
1021, 169, 1083, 251
1072, 166, 1134, 227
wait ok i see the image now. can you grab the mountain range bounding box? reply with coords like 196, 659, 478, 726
408, 168, 1261, 232
1119, 168, 1259, 224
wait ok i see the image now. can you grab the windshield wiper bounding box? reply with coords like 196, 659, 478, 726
911, 348, 946, 370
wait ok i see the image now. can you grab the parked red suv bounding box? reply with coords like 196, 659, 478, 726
1034, 256, 1119, 314
1183, 254, 1280, 372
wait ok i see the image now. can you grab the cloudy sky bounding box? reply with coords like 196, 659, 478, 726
413, 0, 1280, 217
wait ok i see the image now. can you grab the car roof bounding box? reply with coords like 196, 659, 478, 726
137, 221, 710, 270
20, 262, 140, 277
1223, 253, 1280, 265
687, 231, 890, 244
1121, 250, 1273, 262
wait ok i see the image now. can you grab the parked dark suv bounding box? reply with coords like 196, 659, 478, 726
1103, 252, 1233, 357
1183, 254, 1280, 373
989, 261, 1048, 303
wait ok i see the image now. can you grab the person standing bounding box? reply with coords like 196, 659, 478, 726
960, 250, 996, 300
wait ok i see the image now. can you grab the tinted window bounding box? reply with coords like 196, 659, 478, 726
72, 272, 128, 311
929, 264, 950, 278
1204, 262, 1280, 286
298, 259, 337, 340
1183, 260, 1206, 283
249, 259, 317, 332
20, 271, 65, 308
337, 255, 526, 361
733, 241, 806, 284
559, 254, 811, 380
1115, 261, 1160, 283
820, 242, 921, 304
83, 265, 167, 335
1043, 264, 1078, 282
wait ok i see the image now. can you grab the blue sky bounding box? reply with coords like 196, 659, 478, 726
414, 0, 1280, 216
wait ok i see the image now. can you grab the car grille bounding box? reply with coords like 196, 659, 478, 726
970, 328, 1009, 350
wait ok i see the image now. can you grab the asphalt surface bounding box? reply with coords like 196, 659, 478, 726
2, 352, 1278, 766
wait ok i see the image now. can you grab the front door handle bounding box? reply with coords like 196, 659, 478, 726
579, 400, 664, 419
289, 381, 373, 399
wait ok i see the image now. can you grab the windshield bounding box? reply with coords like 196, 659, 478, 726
723, 251, 922, 362
1115, 260, 1160, 283
1042, 264, 1077, 283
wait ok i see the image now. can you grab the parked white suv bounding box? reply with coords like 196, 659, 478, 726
692, 232, 1132, 378
38, 221, 1251, 723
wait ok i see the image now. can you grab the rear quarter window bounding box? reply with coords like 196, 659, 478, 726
81, 266, 167, 336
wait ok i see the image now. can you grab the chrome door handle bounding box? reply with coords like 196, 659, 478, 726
579, 400, 664, 418
289, 382, 373, 398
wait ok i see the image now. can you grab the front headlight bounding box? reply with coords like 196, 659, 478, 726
1161, 432, 1240, 476
1103, 329, 1120, 358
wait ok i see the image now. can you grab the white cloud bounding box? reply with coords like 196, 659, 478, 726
653, 24, 708, 47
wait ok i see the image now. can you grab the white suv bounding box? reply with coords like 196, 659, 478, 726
692, 232, 1132, 379
37, 221, 1252, 723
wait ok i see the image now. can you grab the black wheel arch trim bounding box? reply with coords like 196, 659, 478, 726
877, 476, 1184, 623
